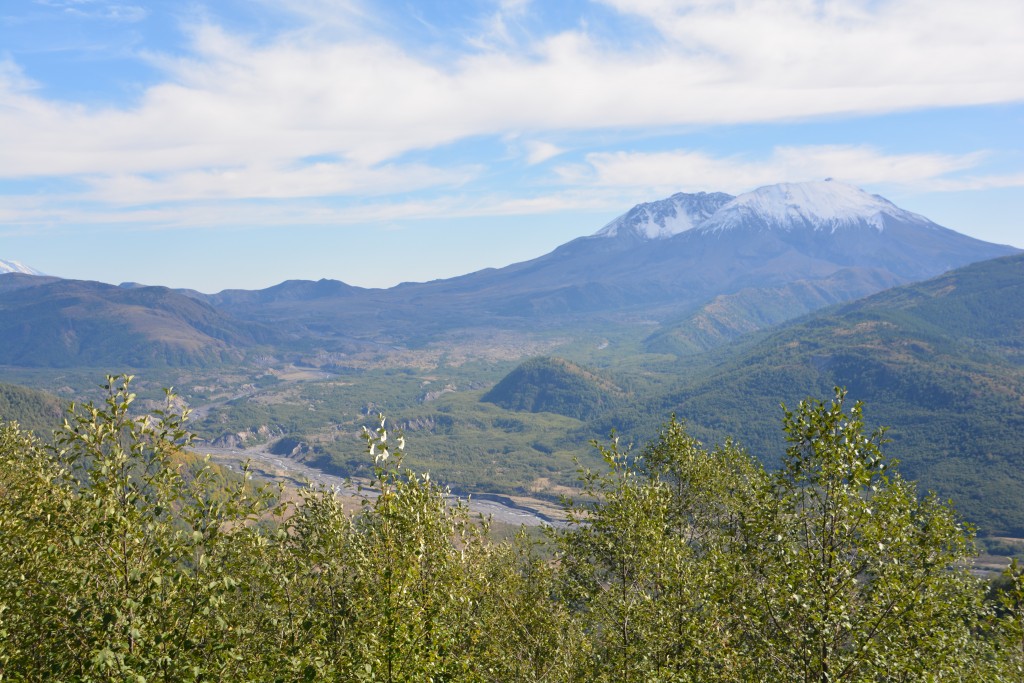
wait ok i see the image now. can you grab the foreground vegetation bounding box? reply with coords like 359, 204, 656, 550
3, 376, 1024, 681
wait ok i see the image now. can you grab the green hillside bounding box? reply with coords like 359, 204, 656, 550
77, 255, 1024, 528
482, 356, 627, 421
0, 382, 63, 437
643, 253, 1024, 535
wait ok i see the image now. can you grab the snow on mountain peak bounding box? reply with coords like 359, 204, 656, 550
592, 181, 934, 243
700, 180, 929, 234
595, 191, 734, 240
0, 259, 44, 276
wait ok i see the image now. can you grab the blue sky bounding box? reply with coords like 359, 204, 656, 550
1, 0, 1022, 292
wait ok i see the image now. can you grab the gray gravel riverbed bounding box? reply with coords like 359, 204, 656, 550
199, 444, 563, 528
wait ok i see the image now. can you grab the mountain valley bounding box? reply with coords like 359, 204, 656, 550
2, 180, 1022, 536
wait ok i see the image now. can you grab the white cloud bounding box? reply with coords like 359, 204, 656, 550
0, 184, 622, 236
3, 143, 1021, 243
0, 0, 1021, 222
598, 0, 1024, 94
0, 59, 39, 93
1, 139, 1017, 233
3, 1, 1022, 175
524, 140, 564, 165
571, 145, 991, 194
83, 160, 480, 205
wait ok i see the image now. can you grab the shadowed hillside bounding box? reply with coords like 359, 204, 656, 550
0, 275, 279, 367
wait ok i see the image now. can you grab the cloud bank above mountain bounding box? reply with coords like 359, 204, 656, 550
0, 0, 1021, 291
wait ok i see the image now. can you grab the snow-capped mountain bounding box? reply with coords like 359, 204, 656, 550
697, 180, 932, 234
343, 179, 1018, 335
596, 180, 936, 241
0, 259, 44, 276
594, 191, 733, 239
5, 180, 1018, 366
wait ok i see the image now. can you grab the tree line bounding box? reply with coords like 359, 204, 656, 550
2, 375, 1023, 681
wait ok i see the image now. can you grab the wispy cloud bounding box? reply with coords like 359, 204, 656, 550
83, 160, 481, 205
566, 145, 993, 194
34, 0, 147, 22
5, 143, 1013, 240
3, 0, 1022, 176
0, 0, 1021, 241
523, 140, 564, 165
0, 189, 609, 237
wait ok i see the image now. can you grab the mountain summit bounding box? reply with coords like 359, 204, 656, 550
595, 180, 934, 241
594, 191, 733, 240
198, 179, 1018, 348
698, 180, 932, 235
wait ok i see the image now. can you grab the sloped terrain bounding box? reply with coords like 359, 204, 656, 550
3, 182, 1017, 364
482, 356, 627, 421
202, 181, 1019, 348
0, 382, 63, 436
646, 253, 1024, 534
0, 276, 278, 367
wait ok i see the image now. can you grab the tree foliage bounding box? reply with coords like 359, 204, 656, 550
1, 376, 1021, 681
736, 390, 990, 680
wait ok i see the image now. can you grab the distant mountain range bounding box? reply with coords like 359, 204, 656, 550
195, 180, 1020, 346
0, 275, 279, 367
1, 180, 1017, 367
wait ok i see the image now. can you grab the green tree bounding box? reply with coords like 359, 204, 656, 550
0, 422, 75, 680
735, 389, 991, 681
2, 377, 1015, 681
470, 531, 589, 682
557, 419, 763, 682
265, 415, 491, 682
0, 375, 278, 681
987, 559, 1024, 680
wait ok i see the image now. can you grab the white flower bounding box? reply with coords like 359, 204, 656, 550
397, 436, 405, 451
375, 447, 390, 464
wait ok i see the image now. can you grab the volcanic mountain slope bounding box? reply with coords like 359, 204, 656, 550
592, 191, 734, 240
0, 274, 278, 367
643, 268, 906, 355
207, 181, 1019, 346
0, 259, 44, 276
645, 252, 1024, 535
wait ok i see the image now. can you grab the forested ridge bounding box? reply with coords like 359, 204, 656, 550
3, 376, 1024, 681
0, 383, 62, 437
